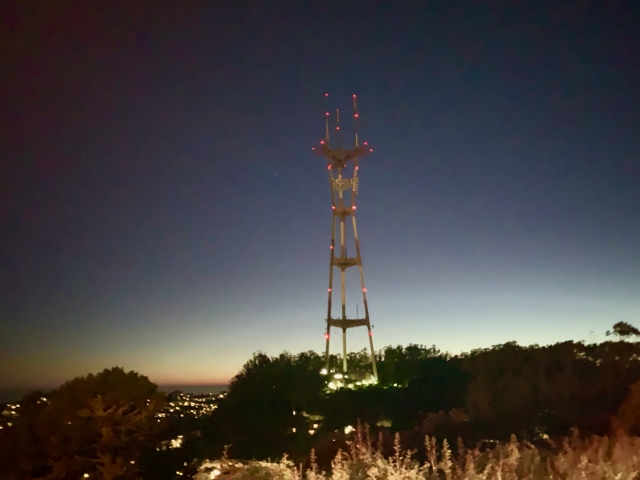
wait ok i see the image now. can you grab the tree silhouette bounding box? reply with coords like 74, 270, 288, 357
202, 351, 326, 460
0, 367, 164, 480
606, 322, 640, 340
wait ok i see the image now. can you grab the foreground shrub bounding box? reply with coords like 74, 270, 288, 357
618, 378, 640, 435
195, 428, 640, 480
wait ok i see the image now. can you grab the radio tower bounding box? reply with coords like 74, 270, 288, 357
312, 93, 378, 382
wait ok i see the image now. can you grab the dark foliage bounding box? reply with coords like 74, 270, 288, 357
197, 337, 640, 464
606, 321, 640, 339
3, 325, 640, 478
197, 351, 326, 461
0, 367, 164, 480
461, 341, 640, 440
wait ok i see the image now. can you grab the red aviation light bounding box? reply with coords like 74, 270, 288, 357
320, 140, 325, 144
363, 141, 368, 145
369, 148, 373, 152
336, 126, 340, 130
362, 288, 367, 292
355, 166, 359, 171
330, 245, 334, 249
325, 111, 330, 116
352, 94, 356, 98
325, 93, 329, 97
324, 333, 329, 339
354, 113, 359, 118
352, 205, 357, 210
331, 206, 335, 210
328, 288, 332, 292
327, 165, 332, 170
369, 331, 373, 337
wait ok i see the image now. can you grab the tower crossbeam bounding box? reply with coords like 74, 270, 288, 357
332, 257, 359, 269
327, 318, 369, 329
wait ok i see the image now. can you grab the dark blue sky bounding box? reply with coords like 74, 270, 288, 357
1, 1, 639, 388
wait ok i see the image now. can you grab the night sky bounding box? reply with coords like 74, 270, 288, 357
2, 1, 639, 389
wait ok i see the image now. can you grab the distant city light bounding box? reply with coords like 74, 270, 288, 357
170, 435, 184, 449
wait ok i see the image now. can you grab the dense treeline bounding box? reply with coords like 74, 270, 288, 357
3, 327, 640, 479
197, 339, 640, 465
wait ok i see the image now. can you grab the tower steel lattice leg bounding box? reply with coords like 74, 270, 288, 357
352, 214, 378, 380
